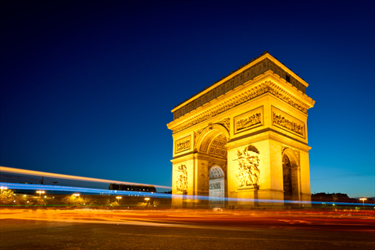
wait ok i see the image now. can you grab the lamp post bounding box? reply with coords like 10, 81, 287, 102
144, 197, 150, 207
36, 190, 45, 197
116, 196, 122, 204
0, 186, 7, 193
359, 197, 367, 207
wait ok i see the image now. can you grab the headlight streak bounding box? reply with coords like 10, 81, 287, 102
0, 166, 171, 189
1, 182, 373, 207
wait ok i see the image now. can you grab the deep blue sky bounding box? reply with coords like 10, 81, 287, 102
1, 0, 374, 197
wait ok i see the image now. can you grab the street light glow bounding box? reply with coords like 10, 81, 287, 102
72, 193, 80, 197
360, 197, 367, 207
36, 190, 45, 195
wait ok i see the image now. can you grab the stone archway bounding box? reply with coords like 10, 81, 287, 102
195, 123, 230, 153
195, 124, 229, 207
168, 52, 315, 208
209, 165, 225, 208
282, 149, 300, 205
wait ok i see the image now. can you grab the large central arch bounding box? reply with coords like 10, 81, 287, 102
195, 124, 229, 208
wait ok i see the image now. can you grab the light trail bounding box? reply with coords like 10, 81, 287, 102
0, 166, 171, 189
1, 182, 374, 207
1, 182, 171, 199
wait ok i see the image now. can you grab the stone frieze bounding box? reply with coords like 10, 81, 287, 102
175, 135, 191, 153
234, 106, 263, 134
272, 107, 305, 138
171, 81, 309, 134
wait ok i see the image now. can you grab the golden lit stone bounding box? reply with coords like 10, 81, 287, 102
167, 52, 315, 208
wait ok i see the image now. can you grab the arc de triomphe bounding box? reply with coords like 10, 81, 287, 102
167, 52, 315, 208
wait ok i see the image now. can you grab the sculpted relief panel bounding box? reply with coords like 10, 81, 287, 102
235, 145, 260, 188
272, 107, 305, 138
176, 165, 188, 192
217, 117, 230, 131
175, 135, 191, 153
234, 106, 263, 134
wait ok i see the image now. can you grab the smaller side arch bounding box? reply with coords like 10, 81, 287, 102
208, 165, 226, 208
208, 165, 225, 179
282, 148, 299, 168
282, 148, 301, 204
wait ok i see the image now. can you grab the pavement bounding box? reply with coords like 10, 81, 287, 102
0, 209, 374, 249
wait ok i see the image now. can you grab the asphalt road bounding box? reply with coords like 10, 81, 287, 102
1, 210, 374, 250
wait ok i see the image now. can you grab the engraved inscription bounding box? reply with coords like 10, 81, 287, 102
209, 183, 221, 190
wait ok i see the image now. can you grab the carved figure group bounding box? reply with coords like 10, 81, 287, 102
236, 113, 261, 131
176, 165, 188, 192
235, 145, 260, 187
273, 112, 304, 136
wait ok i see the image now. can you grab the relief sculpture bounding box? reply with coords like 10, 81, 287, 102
172, 81, 311, 134
236, 113, 261, 131
175, 136, 191, 153
234, 107, 263, 134
273, 112, 304, 137
235, 145, 260, 188
176, 165, 188, 192
216, 117, 230, 131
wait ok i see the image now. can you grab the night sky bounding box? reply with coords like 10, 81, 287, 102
1, 1, 374, 197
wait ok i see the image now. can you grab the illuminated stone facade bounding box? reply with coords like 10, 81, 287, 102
167, 52, 315, 208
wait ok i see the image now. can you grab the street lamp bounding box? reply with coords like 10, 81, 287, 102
144, 197, 150, 207
116, 196, 122, 203
0, 186, 8, 193
359, 197, 367, 207
72, 193, 80, 197
36, 190, 45, 197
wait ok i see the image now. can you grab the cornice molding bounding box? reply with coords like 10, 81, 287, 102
168, 74, 314, 134
171, 53, 310, 114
